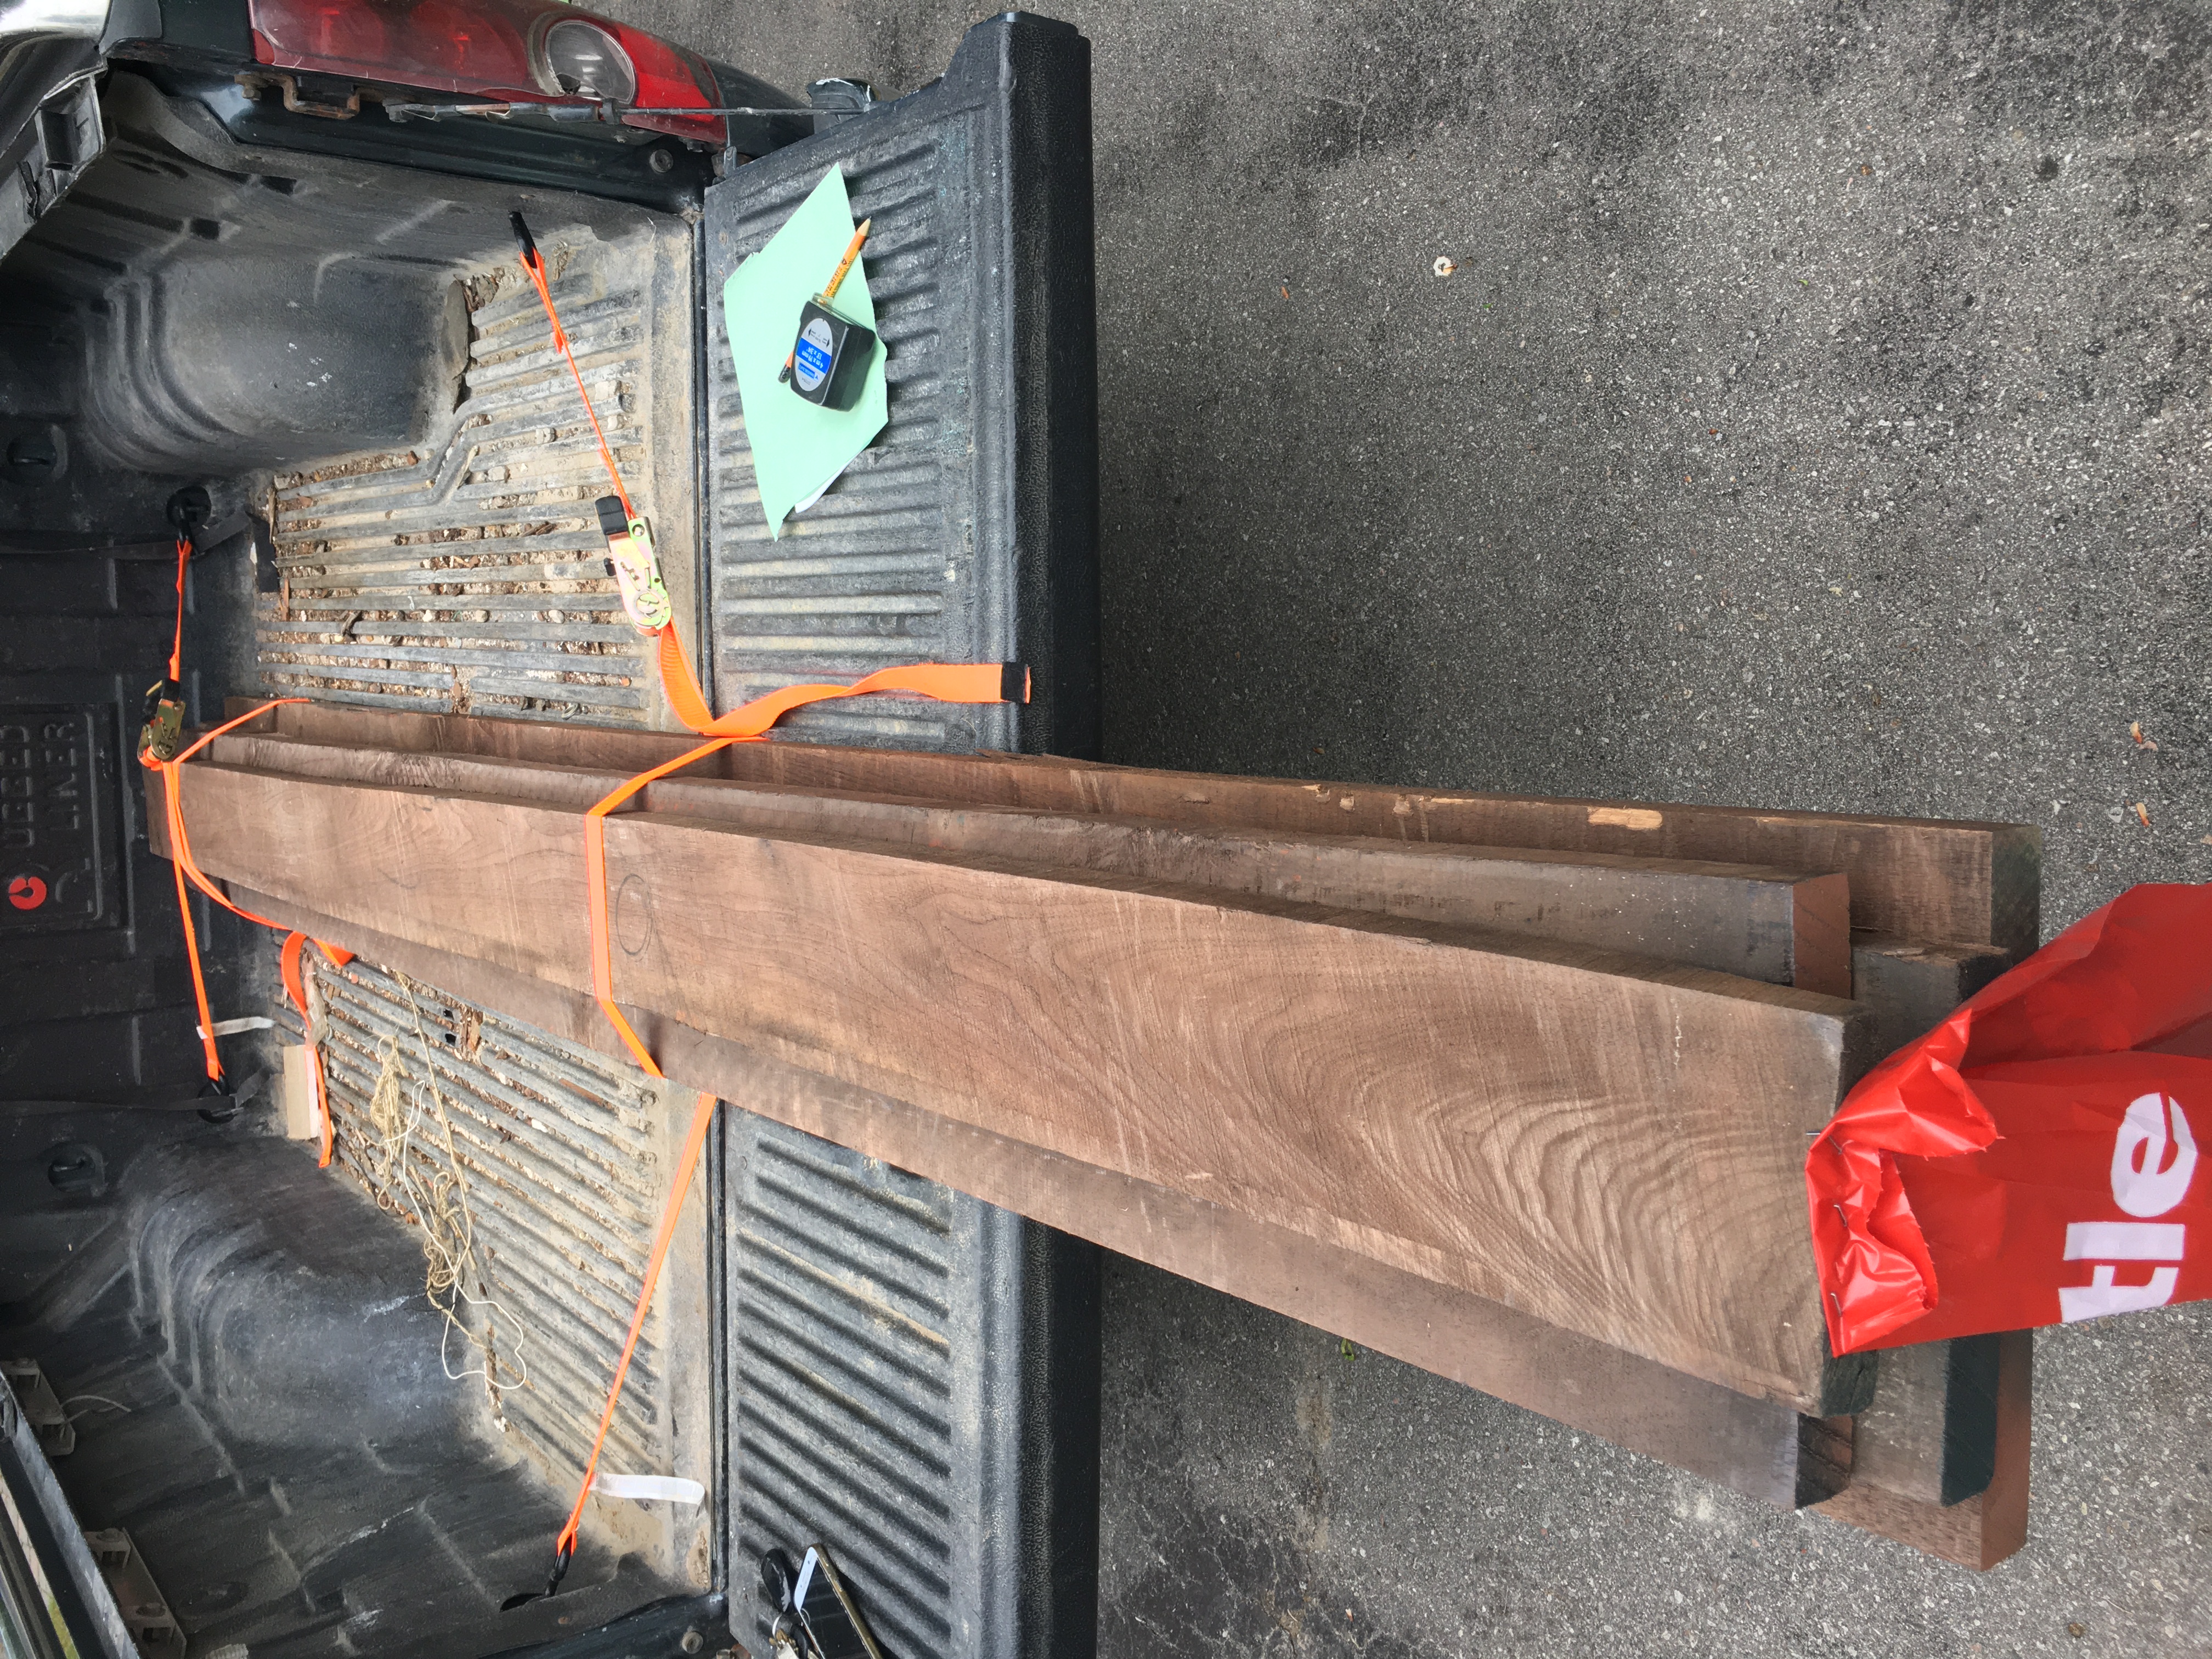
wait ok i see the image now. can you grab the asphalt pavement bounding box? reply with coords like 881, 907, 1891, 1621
594, 2, 2212, 1651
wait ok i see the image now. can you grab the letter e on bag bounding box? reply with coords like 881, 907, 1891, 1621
2112, 1091, 2196, 1216
2061, 1092, 2197, 1324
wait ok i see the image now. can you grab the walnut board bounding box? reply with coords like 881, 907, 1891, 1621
228, 881, 1853, 1513
211, 732, 1852, 995
229, 702, 2041, 956
158, 758, 1867, 1408
210, 731, 2029, 1058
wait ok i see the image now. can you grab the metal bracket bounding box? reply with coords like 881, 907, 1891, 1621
235, 72, 360, 121
190, 507, 281, 592
81, 1530, 184, 1658
1, 1359, 74, 1458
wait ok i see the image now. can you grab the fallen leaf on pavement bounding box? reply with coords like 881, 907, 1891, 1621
2131, 720, 2158, 749
2134, 802, 2151, 828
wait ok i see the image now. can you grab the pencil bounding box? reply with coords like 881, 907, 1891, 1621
781, 218, 874, 382
819, 218, 872, 305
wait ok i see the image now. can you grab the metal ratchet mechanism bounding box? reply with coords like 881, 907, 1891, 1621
595, 496, 673, 633
138, 676, 185, 762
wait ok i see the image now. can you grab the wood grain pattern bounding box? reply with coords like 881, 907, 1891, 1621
160, 759, 1869, 1407
1818, 1330, 2032, 1570
1836, 1336, 1999, 1508
211, 733, 1852, 994
223, 882, 1852, 1513
230, 702, 2041, 956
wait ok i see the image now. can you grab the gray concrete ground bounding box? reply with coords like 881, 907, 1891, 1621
599, 1, 2211, 1651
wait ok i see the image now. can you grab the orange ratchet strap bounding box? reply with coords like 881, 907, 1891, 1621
511, 213, 632, 521
549, 1083, 718, 1580
166, 533, 186, 681
582, 736, 731, 1077
548, 656, 1025, 1594
143, 537, 353, 1143
514, 209, 1031, 1595
546, 655, 1026, 1593
653, 620, 1028, 738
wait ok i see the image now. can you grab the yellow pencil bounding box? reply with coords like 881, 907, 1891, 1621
781, 218, 874, 383
818, 217, 872, 305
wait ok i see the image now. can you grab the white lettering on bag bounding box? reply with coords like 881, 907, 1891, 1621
2058, 1093, 2195, 1325
2059, 1265, 2180, 1322
2064, 1221, 2187, 1260
2112, 1091, 2198, 1216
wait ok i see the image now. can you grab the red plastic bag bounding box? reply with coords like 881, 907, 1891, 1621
1808, 882, 2212, 1353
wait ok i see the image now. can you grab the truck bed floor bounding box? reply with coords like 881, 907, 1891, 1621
3, 1124, 676, 1659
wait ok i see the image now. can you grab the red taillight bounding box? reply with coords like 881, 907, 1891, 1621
252, 0, 534, 94
598, 22, 721, 143
246, 0, 726, 143
259, 0, 391, 70
398, 0, 522, 86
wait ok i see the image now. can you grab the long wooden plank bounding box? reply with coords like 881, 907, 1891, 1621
227, 882, 1858, 1511
157, 759, 1870, 1407
232, 702, 2040, 956
211, 732, 1852, 994
215, 735, 2029, 1044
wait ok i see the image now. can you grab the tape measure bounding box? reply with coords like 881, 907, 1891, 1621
777, 217, 877, 411
786, 299, 875, 410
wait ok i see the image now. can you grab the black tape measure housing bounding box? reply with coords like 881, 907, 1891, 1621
788, 299, 876, 410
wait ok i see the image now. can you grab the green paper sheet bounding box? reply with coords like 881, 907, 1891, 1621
721, 167, 887, 538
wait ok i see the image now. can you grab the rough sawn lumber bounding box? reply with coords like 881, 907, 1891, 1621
227, 880, 1859, 1513
1817, 1331, 2033, 1568
230, 702, 2041, 957
156, 756, 1870, 1409
210, 718, 2021, 1080
210, 731, 1853, 995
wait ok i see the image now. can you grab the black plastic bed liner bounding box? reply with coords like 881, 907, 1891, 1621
3, 1116, 681, 1659
2, 14, 1108, 1658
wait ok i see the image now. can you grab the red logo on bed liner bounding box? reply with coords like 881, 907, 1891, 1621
7, 874, 48, 910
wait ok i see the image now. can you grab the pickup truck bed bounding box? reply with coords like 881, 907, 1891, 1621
2, 12, 1101, 1657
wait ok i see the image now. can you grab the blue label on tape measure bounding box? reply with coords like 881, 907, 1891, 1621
794, 318, 834, 392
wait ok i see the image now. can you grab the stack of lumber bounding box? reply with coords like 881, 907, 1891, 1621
156, 701, 2038, 1566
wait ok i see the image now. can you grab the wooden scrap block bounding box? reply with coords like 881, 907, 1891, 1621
1818, 1330, 2032, 1569
1850, 932, 2014, 1058
278, 1043, 318, 1141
